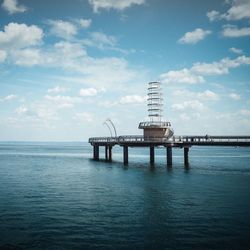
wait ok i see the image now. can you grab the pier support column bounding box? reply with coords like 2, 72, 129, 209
123, 146, 128, 165
105, 146, 108, 161
167, 146, 172, 166
108, 146, 112, 162
184, 147, 189, 167
150, 146, 155, 165
93, 145, 99, 160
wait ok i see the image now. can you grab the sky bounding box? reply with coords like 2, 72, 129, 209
0, 0, 250, 141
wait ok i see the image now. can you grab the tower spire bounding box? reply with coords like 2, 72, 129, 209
147, 81, 163, 122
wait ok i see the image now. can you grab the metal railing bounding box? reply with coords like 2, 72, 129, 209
89, 137, 118, 143
89, 135, 250, 144
138, 121, 171, 128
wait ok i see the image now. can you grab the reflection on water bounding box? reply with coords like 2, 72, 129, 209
0, 142, 250, 249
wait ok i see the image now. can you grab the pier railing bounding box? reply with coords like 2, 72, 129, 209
89, 135, 250, 144
89, 135, 250, 165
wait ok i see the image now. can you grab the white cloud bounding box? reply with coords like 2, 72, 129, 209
173, 89, 219, 101
75, 112, 94, 122
15, 105, 28, 115
1, 94, 17, 101
172, 100, 205, 111
79, 19, 92, 28
15, 104, 59, 123
207, 0, 250, 21
191, 55, 250, 75
119, 94, 147, 104
179, 113, 191, 121
45, 95, 80, 108
191, 61, 229, 75
10, 48, 42, 66
160, 55, 250, 85
0, 25, 140, 90
1, 0, 27, 14
79, 87, 98, 97
88, 0, 145, 12
229, 47, 243, 54
229, 93, 241, 100
0, 23, 43, 49
240, 109, 250, 115
178, 28, 211, 44
48, 20, 77, 39
48, 86, 67, 94
0, 50, 7, 63
54, 41, 87, 59
82, 31, 117, 49
160, 68, 204, 84
198, 90, 219, 100
224, 0, 250, 21
222, 25, 250, 37
207, 10, 221, 21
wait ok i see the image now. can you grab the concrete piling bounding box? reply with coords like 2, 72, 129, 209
167, 146, 172, 166
123, 146, 128, 165
150, 146, 155, 165
184, 147, 189, 166
105, 146, 108, 161
93, 145, 99, 160
108, 146, 112, 162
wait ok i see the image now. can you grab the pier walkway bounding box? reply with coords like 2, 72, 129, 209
89, 135, 250, 166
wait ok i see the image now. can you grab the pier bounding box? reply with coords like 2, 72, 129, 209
89, 135, 250, 166
89, 81, 250, 167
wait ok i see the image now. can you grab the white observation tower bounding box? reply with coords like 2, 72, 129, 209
139, 81, 174, 139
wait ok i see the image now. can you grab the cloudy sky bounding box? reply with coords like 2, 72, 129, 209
0, 0, 249, 141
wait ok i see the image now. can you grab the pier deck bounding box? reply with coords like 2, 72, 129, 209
88, 135, 250, 166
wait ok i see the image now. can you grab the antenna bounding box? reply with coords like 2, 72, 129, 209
147, 81, 163, 122
106, 118, 117, 137
103, 121, 113, 137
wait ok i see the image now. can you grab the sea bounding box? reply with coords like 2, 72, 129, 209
0, 142, 250, 250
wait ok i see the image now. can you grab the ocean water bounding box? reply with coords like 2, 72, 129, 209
0, 142, 250, 250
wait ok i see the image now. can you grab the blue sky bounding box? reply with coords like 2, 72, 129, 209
0, 0, 250, 141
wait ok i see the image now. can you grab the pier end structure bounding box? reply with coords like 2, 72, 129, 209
138, 81, 173, 140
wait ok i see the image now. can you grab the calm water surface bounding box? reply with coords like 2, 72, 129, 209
0, 142, 250, 249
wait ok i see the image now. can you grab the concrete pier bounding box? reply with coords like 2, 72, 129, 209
150, 146, 155, 165
123, 146, 128, 165
108, 146, 112, 162
105, 146, 108, 161
167, 146, 172, 166
90, 135, 250, 166
184, 147, 189, 166
93, 145, 99, 160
